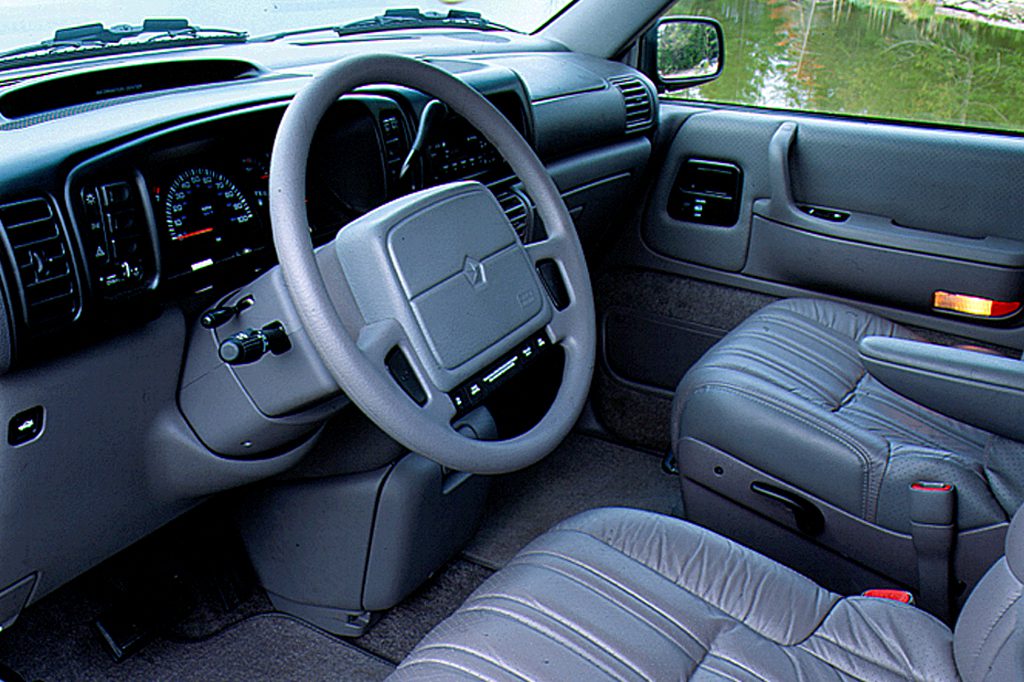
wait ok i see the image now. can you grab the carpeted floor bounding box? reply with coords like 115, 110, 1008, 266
354, 559, 493, 664
2, 611, 392, 682
464, 432, 683, 569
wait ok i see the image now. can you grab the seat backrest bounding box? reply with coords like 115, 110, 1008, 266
954, 505, 1024, 680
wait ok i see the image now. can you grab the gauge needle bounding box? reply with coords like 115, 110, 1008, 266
174, 227, 215, 241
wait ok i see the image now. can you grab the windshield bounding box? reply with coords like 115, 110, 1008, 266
4, 0, 574, 54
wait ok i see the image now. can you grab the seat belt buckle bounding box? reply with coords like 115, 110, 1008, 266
910, 481, 955, 526
862, 588, 915, 605
908, 481, 956, 621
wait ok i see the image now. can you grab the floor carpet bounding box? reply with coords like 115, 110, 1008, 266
354, 559, 493, 664
463, 432, 683, 569
1, 608, 392, 682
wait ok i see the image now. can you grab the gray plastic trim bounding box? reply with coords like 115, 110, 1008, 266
680, 437, 1006, 603
860, 336, 1024, 442
758, 122, 1024, 268
744, 215, 1024, 315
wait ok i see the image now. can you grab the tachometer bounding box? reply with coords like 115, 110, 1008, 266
165, 167, 254, 242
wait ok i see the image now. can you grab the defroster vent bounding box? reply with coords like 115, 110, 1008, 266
609, 75, 655, 133
0, 198, 81, 330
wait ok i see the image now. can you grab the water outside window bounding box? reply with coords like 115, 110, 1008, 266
668, 0, 1024, 132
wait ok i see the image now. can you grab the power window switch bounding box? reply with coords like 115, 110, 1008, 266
8, 406, 44, 446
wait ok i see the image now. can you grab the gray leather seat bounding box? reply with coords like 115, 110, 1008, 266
673, 298, 1021, 535
670, 298, 1021, 603
389, 506, 1024, 680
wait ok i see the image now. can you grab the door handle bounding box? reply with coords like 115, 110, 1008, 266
767, 121, 798, 221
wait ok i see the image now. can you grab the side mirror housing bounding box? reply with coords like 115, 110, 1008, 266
642, 17, 724, 91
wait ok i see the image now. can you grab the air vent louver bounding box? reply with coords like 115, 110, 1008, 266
0, 198, 80, 329
609, 75, 654, 133
495, 189, 531, 242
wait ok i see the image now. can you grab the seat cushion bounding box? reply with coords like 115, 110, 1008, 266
389, 508, 958, 681
672, 298, 1014, 532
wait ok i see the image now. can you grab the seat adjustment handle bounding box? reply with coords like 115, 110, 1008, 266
751, 481, 824, 536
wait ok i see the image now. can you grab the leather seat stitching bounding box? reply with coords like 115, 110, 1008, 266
774, 301, 904, 344
794, 639, 898, 682
706, 348, 840, 407
854, 381, 988, 451
503, 553, 710, 653
692, 383, 875, 517
832, 372, 866, 413
738, 314, 861, 372
511, 546, 728, 643
456, 603, 638, 681
397, 653, 504, 681
479, 591, 701, 676
750, 309, 864, 360
519, 537, 834, 646
699, 649, 773, 682
968, 588, 1022, 671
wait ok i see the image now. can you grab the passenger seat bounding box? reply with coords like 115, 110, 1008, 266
390, 504, 1024, 680
672, 298, 1023, 617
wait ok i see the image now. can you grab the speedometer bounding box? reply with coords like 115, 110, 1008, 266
164, 168, 254, 242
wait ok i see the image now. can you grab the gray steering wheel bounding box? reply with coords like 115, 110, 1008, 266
269, 54, 595, 474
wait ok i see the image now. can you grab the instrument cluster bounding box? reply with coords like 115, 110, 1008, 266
151, 154, 272, 281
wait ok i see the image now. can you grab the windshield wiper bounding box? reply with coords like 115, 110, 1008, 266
0, 19, 248, 71
254, 9, 519, 43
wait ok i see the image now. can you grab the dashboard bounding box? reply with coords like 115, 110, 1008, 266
66, 92, 526, 313
0, 36, 657, 614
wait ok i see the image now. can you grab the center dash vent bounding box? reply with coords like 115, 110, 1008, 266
494, 188, 531, 243
609, 75, 655, 133
0, 198, 81, 330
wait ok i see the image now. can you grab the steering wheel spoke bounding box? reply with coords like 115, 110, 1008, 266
355, 318, 406, 364
356, 319, 458, 423
523, 234, 566, 265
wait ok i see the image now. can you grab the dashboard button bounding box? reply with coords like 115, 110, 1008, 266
100, 182, 133, 207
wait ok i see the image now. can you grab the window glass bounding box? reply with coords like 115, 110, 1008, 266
3, 0, 575, 54
666, 0, 1024, 133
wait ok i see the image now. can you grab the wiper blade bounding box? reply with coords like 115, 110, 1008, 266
335, 8, 518, 36
254, 8, 518, 43
0, 18, 247, 69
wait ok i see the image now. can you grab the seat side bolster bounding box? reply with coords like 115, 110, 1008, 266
676, 380, 887, 520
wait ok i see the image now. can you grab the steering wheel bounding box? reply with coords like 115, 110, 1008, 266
269, 54, 595, 474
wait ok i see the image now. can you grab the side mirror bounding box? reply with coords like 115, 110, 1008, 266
642, 17, 724, 91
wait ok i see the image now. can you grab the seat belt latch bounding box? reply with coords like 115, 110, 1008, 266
909, 481, 956, 621
862, 588, 914, 605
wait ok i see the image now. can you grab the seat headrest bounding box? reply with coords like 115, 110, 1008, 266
1005, 503, 1024, 580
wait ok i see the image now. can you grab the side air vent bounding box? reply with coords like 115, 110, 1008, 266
0, 59, 264, 120
609, 75, 655, 133
495, 188, 531, 243
0, 198, 81, 329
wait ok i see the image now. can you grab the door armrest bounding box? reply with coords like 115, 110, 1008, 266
859, 336, 1024, 442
